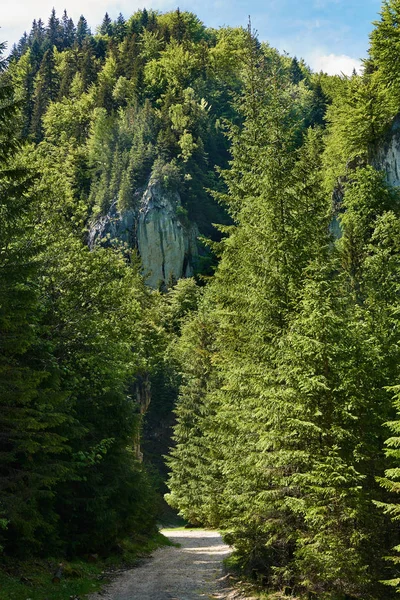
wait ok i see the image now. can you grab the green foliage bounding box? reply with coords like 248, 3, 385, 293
28, 143, 162, 553
144, 40, 201, 96
30, 47, 59, 141
0, 530, 171, 600
323, 73, 394, 191
8, 6, 255, 243
364, 212, 400, 592
166, 299, 221, 526
150, 158, 182, 191
338, 167, 400, 284
0, 42, 73, 557
370, 0, 400, 104
7, 5, 400, 599
0, 38, 163, 559
166, 14, 400, 600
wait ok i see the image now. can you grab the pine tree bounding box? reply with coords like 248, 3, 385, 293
46, 8, 63, 50
15, 33, 29, 58
167, 33, 329, 573
171, 9, 186, 43
369, 0, 400, 102
9, 48, 35, 137
79, 40, 98, 91
61, 10, 76, 49
305, 77, 328, 128
99, 12, 113, 36
166, 300, 223, 526
30, 47, 59, 141
120, 33, 141, 80
21, 122, 161, 554
363, 212, 400, 593
114, 13, 127, 42
378, 387, 400, 591
28, 20, 38, 45
58, 50, 78, 99
0, 42, 71, 556
289, 56, 304, 84
76, 15, 91, 48
267, 250, 394, 596
140, 8, 149, 30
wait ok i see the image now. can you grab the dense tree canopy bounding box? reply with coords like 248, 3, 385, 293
4, 4, 400, 599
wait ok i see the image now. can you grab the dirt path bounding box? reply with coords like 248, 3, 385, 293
89, 528, 241, 600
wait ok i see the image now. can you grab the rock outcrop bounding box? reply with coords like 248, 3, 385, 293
330, 116, 400, 240
372, 115, 400, 187
88, 181, 198, 288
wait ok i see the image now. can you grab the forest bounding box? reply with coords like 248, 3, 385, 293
2, 1, 400, 599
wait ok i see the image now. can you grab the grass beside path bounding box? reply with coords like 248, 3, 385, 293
0, 531, 172, 600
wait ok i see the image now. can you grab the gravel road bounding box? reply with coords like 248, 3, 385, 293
89, 528, 240, 600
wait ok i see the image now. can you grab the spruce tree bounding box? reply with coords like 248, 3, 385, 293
46, 8, 63, 50
76, 16, 91, 48
167, 34, 329, 575
370, 0, 400, 102
100, 13, 113, 36
114, 13, 127, 42
30, 47, 59, 141
62, 10, 76, 49
0, 42, 71, 556
363, 212, 400, 593
166, 300, 223, 526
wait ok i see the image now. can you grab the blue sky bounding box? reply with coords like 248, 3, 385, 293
1, 0, 382, 74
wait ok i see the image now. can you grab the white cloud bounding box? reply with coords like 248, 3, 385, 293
308, 52, 362, 75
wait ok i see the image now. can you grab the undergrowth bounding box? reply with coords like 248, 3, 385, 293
223, 554, 300, 600
0, 531, 171, 600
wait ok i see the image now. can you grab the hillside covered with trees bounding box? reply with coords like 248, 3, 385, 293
3, 1, 400, 599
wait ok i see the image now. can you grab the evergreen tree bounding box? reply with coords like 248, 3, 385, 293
166, 300, 223, 526
114, 13, 127, 42
171, 8, 186, 43
58, 50, 79, 99
99, 12, 113, 36
289, 56, 304, 84
9, 48, 35, 137
79, 40, 98, 90
28, 20, 38, 45
370, 0, 400, 102
120, 33, 141, 80
76, 15, 91, 48
166, 22, 400, 597
62, 10, 76, 49
378, 385, 400, 592
0, 42, 71, 556
306, 77, 328, 128
167, 31, 327, 568
19, 125, 161, 554
29, 37, 44, 75
15, 32, 29, 58
140, 8, 149, 30
46, 8, 63, 50
95, 54, 118, 111
30, 47, 59, 141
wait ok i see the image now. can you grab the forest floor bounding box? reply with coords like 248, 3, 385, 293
88, 528, 254, 600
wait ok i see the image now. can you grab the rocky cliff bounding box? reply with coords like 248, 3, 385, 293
89, 181, 199, 288
372, 115, 400, 187
331, 115, 400, 239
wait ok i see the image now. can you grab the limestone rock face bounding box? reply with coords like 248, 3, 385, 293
372, 115, 400, 187
88, 203, 137, 248
88, 181, 198, 288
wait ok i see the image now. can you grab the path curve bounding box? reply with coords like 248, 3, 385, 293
89, 528, 237, 600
